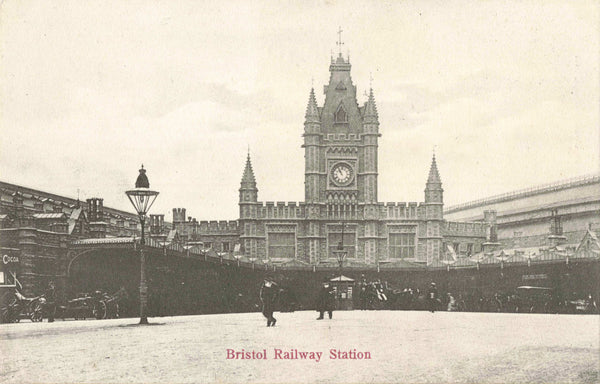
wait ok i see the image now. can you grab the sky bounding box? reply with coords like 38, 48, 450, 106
1, 0, 598, 221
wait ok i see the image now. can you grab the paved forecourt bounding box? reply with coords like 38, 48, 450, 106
1, 310, 598, 383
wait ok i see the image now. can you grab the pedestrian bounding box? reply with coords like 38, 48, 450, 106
357, 274, 367, 310
447, 292, 456, 312
427, 282, 438, 313
316, 278, 335, 320
45, 281, 56, 323
259, 277, 278, 327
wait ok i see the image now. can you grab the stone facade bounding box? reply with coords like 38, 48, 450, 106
176, 53, 488, 266
0, 181, 141, 296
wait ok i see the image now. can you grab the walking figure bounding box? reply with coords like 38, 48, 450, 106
427, 282, 438, 313
45, 281, 56, 323
316, 279, 335, 320
259, 278, 278, 327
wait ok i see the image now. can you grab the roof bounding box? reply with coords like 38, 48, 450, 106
73, 237, 135, 245
68, 208, 85, 234
33, 213, 67, 219
330, 275, 354, 282
166, 229, 178, 243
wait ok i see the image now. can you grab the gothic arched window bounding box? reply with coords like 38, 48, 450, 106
335, 104, 348, 122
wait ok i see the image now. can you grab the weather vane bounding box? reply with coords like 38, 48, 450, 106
336, 26, 344, 56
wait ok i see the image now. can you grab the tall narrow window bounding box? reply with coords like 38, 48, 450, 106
389, 233, 415, 258
335, 104, 347, 122
328, 230, 356, 258
268, 232, 295, 258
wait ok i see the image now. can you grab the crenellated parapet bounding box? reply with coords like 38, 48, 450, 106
379, 202, 421, 220
258, 202, 305, 219
196, 220, 239, 234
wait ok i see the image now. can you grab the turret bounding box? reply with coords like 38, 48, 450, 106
422, 154, 444, 264
362, 87, 380, 205
548, 208, 567, 247
424, 153, 443, 204
363, 88, 379, 124
304, 87, 320, 128
239, 152, 258, 219
86, 198, 106, 238
303, 88, 322, 203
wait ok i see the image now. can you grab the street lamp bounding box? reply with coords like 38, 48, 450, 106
332, 222, 348, 304
126, 165, 159, 325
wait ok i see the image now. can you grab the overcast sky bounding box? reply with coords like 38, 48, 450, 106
1, 1, 598, 221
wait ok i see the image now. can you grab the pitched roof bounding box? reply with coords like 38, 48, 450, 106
68, 207, 85, 234
330, 275, 354, 282
33, 213, 67, 219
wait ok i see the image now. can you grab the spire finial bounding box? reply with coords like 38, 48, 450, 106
369, 72, 373, 89
336, 26, 344, 57
311, 77, 314, 88
426, 150, 442, 185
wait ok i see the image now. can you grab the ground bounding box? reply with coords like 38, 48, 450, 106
1, 310, 598, 384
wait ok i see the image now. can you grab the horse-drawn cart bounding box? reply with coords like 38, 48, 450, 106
57, 288, 128, 320
1, 291, 45, 323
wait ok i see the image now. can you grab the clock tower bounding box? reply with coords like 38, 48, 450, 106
303, 53, 380, 212
302, 40, 381, 262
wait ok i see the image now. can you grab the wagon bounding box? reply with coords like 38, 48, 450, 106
1, 291, 45, 323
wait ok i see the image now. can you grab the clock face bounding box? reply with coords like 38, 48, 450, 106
331, 163, 353, 186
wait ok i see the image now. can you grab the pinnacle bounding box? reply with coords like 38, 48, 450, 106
241, 152, 257, 187
365, 87, 378, 117
426, 153, 442, 185
305, 88, 319, 120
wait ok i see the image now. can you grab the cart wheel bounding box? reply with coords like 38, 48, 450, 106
1, 306, 13, 323
93, 301, 107, 320
30, 303, 44, 322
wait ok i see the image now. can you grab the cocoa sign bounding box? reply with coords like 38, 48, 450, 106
2, 254, 19, 265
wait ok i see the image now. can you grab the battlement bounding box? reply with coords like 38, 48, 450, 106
258, 201, 305, 219
196, 220, 239, 233
379, 202, 421, 219
172, 208, 187, 223
443, 220, 486, 236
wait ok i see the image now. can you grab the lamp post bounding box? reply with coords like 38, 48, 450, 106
126, 165, 159, 325
332, 222, 347, 305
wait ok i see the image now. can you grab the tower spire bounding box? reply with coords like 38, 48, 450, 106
305, 87, 320, 122
364, 87, 378, 118
426, 152, 442, 185
241, 151, 257, 187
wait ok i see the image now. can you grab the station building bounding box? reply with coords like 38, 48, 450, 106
170, 52, 489, 267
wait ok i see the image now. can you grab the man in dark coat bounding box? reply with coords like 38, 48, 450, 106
45, 281, 56, 322
316, 280, 335, 320
427, 282, 438, 313
259, 278, 278, 327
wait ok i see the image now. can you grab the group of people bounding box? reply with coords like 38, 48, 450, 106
259, 277, 336, 327
356, 276, 389, 310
